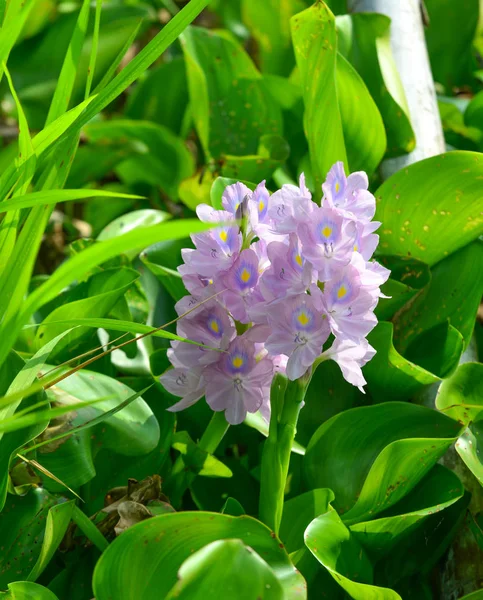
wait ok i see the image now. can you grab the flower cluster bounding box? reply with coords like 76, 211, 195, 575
160, 163, 389, 424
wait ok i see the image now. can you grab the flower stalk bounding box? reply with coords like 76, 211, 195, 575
259, 372, 309, 534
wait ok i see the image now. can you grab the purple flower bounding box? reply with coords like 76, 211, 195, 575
260, 234, 313, 302
222, 182, 252, 215
322, 161, 375, 222
204, 336, 273, 425
268, 174, 314, 234
170, 303, 236, 368
160, 367, 205, 412
223, 248, 261, 322
323, 263, 377, 342
265, 294, 329, 380
298, 205, 356, 282
182, 208, 241, 277
322, 337, 376, 392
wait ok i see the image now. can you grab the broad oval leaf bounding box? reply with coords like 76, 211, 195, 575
165, 539, 284, 599
0, 581, 60, 600
304, 402, 462, 520
375, 151, 483, 265
305, 508, 401, 599
93, 512, 307, 600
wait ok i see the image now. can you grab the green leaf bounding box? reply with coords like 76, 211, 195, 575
335, 51, 386, 175
45, 0, 90, 125
363, 322, 440, 402
305, 508, 402, 599
221, 134, 290, 182
220, 497, 245, 516
0, 189, 143, 213
393, 240, 483, 352
125, 57, 189, 135
27, 500, 74, 581
210, 176, 256, 210
83, 120, 195, 199
424, 0, 479, 91
280, 489, 334, 553
172, 431, 233, 478
180, 26, 282, 161
35, 369, 159, 491
84, 0, 102, 99
0, 582, 60, 600
70, 0, 212, 131
0, 332, 73, 510
92, 512, 306, 600
35, 267, 139, 358
165, 539, 284, 599
375, 255, 431, 322
241, 0, 306, 76
291, 2, 346, 194
0, 488, 66, 588
0, 0, 36, 85
337, 13, 415, 157
465, 90, 483, 130
436, 362, 483, 425
304, 402, 462, 521
458, 590, 483, 600
71, 504, 109, 552
350, 464, 464, 561
375, 152, 483, 265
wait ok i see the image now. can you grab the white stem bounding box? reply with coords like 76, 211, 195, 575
347, 0, 445, 177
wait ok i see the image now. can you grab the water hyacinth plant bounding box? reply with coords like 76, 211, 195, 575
0, 0, 482, 599
161, 163, 388, 424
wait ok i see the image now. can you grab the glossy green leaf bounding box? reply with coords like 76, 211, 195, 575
28, 500, 74, 581
280, 489, 334, 553
304, 402, 462, 520
221, 134, 290, 182
180, 26, 282, 161
0, 0, 36, 84
375, 152, 483, 265
436, 362, 483, 425
93, 512, 307, 599
165, 539, 284, 599
291, 2, 347, 193
458, 590, 483, 600
375, 255, 431, 322
336, 51, 386, 175
36, 369, 159, 491
0, 488, 67, 588
350, 464, 464, 560
0, 582, 60, 600
363, 322, 440, 403
393, 240, 483, 352
305, 508, 402, 599
465, 91, 483, 130
241, 0, 306, 76
424, 0, 479, 91
337, 13, 415, 157
455, 422, 483, 486
439, 100, 482, 151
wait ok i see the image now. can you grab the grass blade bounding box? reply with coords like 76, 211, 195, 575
0, 0, 37, 84
72, 505, 109, 551
0, 189, 144, 212
45, 0, 91, 125
85, 0, 102, 99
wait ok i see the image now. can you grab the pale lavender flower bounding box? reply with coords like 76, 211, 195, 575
204, 336, 273, 425
223, 248, 261, 322
222, 182, 252, 215
268, 174, 314, 234
161, 367, 205, 412
298, 205, 356, 282
322, 337, 376, 392
322, 263, 378, 342
170, 303, 236, 368
260, 234, 313, 302
322, 161, 375, 222
265, 294, 329, 380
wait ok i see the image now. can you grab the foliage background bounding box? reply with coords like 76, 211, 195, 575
0, 0, 482, 599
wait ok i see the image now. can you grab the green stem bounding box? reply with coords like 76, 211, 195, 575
259, 374, 308, 534
168, 411, 229, 507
